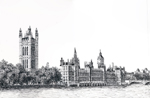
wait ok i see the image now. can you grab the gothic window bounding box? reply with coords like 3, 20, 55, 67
26, 60, 27, 68
31, 46, 35, 56
24, 47, 25, 55
27, 60, 28, 68
27, 47, 28, 55
24, 60, 26, 68
26, 47, 27, 55
23, 47, 24, 55
25, 60, 26, 68
31, 60, 35, 69
23, 60, 24, 68
25, 47, 26, 55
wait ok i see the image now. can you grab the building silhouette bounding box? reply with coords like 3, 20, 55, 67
60, 49, 125, 86
19, 26, 38, 71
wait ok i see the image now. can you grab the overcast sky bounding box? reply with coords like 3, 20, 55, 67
0, 0, 149, 72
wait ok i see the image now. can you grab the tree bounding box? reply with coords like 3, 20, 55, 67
0, 59, 63, 87
51, 67, 61, 84
16, 63, 26, 73
143, 73, 150, 80
134, 73, 143, 80
46, 62, 49, 69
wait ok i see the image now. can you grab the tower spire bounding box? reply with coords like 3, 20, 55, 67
99, 49, 103, 58
74, 47, 77, 57
74, 48, 76, 54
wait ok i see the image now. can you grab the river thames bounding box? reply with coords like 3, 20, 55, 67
0, 84, 149, 98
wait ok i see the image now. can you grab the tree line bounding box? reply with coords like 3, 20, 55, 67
134, 73, 150, 80
0, 60, 61, 87
133, 68, 150, 80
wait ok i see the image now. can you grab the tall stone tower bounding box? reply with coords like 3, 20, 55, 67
97, 50, 104, 68
19, 26, 38, 71
72, 48, 80, 83
97, 50, 106, 82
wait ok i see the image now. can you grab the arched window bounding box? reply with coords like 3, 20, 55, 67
27, 60, 28, 68
23, 47, 24, 55
25, 47, 26, 55
26, 59, 27, 68
27, 47, 28, 55
25, 60, 26, 68
23, 47, 25, 55
26, 47, 27, 55
24, 60, 25, 68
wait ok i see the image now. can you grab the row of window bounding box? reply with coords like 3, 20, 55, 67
79, 73, 90, 76
79, 77, 89, 81
63, 71, 75, 75
22, 47, 28, 55
23, 59, 28, 68
63, 77, 74, 81
63, 77, 68, 82
63, 66, 75, 71
91, 77, 103, 81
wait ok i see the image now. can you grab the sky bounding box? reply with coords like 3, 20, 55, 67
0, 0, 149, 72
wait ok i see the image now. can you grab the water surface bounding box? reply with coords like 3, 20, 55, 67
0, 84, 149, 98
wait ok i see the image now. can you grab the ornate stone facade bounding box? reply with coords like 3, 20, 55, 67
60, 48, 80, 86
60, 49, 126, 86
19, 26, 38, 71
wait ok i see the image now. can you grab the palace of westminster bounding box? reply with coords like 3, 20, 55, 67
19, 26, 126, 86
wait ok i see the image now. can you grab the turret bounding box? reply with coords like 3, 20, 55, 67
60, 57, 64, 66
19, 28, 22, 44
28, 26, 31, 35
35, 28, 38, 43
19, 28, 22, 65
90, 59, 93, 68
35, 28, 38, 69
35, 28, 38, 38
19, 28, 22, 38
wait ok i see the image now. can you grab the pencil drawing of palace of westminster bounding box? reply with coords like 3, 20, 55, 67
19, 26, 38, 71
18, 26, 125, 86
60, 48, 126, 86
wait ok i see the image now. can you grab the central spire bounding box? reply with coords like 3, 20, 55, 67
27, 26, 32, 36
74, 48, 76, 54
73, 48, 79, 65
74, 48, 77, 58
